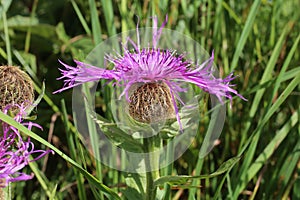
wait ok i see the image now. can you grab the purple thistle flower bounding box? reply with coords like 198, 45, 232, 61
54, 16, 246, 129
0, 104, 53, 188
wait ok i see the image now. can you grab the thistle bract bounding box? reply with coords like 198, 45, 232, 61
0, 66, 34, 115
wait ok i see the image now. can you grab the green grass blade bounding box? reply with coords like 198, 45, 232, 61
242, 111, 298, 196
267, 33, 300, 110
89, 0, 102, 44
278, 135, 300, 197
24, 0, 38, 53
2, 11, 12, 65
29, 160, 54, 199
233, 71, 300, 197
237, 21, 293, 158
221, 1, 242, 25
187, 158, 204, 200
81, 84, 104, 199
61, 100, 87, 200
101, 0, 116, 36
230, 0, 261, 71
13, 49, 39, 83
70, 0, 92, 35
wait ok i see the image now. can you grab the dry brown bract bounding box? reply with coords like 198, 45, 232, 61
128, 82, 175, 123
0, 66, 34, 114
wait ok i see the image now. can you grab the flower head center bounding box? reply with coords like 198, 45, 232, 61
128, 82, 175, 123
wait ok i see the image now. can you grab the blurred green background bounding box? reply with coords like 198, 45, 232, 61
0, 0, 300, 199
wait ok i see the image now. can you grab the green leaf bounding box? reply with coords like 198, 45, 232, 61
90, 112, 144, 152
4, 15, 38, 27
154, 156, 240, 187
122, 187, 143, 200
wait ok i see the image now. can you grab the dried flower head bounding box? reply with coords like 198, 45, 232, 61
0, 66, 34, 114
0, 104, 53, 188
54, 16, 246, 129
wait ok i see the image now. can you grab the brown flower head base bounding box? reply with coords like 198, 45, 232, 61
0, 66, 34, 114
128, 82, 175, 123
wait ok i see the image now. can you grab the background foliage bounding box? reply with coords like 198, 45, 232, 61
0, 0, 299, 199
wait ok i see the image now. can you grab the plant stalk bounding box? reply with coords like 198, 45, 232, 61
144, 136, 160, 200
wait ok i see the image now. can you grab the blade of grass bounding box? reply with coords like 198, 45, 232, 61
24, 0, 38, 53
61, 100, 87, 200
278, 133, 300, 198
95, 1, 120, 187
100, 0, 116, 36
243, 110, 298, 196
230, 0, 261, 71
221, 1, 242, 25
220, 6, 230, 74
233, 70, 300, 198
29, 160, 54, 199
188, 97, 226, 199
70, 0, 91, 35
13, 49, 39, 83
269, 0, 277, 47
187, 158, 204, 200
205, 0, 212, 50
82, 84, 104, 199
119, 0, 128, 40
253, 23, 263, 62
272, 104, 300, 197
0, 46, 7, 59
89, 0, 102, 44
161, 140, 175, 200
237, 21, 293, 154
281, 67, 300, 82
2, 11, 12, 65
267, 33, 300, 111
212, 170, 230, 200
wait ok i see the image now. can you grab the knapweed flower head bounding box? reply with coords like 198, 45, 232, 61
54, 16, 246, 129
0, 104, 53, 187
0, 66, 34, 115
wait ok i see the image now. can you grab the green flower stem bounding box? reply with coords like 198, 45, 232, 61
163, 139, 174, 200
144, 136, 161, 200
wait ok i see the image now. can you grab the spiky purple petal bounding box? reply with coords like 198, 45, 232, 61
0, 104, 53, 187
